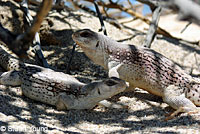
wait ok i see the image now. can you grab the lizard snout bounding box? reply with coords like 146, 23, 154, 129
72, 33, 79, 39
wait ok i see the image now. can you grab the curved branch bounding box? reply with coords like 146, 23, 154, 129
2, 0, 53, 58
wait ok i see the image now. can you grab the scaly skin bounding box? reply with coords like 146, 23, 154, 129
0, 47, 127, 110
72, 29, 200, 118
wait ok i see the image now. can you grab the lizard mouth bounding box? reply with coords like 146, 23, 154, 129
72, 33, 77, 40
72, 39, 89, 49
72, 34, 84, 47
74, 42, 84, 48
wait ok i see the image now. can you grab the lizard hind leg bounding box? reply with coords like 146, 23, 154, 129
0, 70, 21, 86
163, 85, 198, 120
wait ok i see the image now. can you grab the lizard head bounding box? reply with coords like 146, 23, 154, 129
72, 29, 99, 49
72, 29, 118, 69
81, 77, 127, 100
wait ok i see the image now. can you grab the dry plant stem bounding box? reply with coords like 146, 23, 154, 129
72, 0, 97, 15
0, 0, 52, 58
84, 0, 199, 44
73, 1, 122, 29
116, 4, 173, 39
33, 34, 49, 68
172, 0, 200, 25
127, 0, 135, 11
28, 0, 70, 10
20, 0, 49, 68
83, 0, 173, 38
26, 0, 53, 40
137, 0, 158, 10
17, 0, 52, 58
30, 0, 40, 5
180, 22, 192, 33
143, 6, 161, 48
152, 0, 200, 25
102, 5, 109, 17
67, 43, 77, 74
94, 1, 107, 35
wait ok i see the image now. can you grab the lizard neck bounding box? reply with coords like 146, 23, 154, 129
81, 43, 110, 70
83, 34, 124, 70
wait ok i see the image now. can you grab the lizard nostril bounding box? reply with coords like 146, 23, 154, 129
72, 33, 77, 38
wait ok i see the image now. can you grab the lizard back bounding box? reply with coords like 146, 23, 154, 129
107, 44, 193, 96
20, 65, 85, 106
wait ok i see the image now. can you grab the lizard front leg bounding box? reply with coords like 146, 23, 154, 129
108, 62, 121, 78
108, 62, 131, 91
0, 70, 21, 86
56, 93, 73, 110
163, 85, 199, 120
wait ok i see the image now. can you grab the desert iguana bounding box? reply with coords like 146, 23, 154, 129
72, 29, 200, 119
0, 47, 127, 110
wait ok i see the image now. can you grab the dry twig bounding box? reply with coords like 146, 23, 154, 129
83, 0, 199, 45
143, 6, 161, 48
180, 22, 192, 33
164, 0, 200, 25
137, 0, 158, 10
0, 0, 52, 58
94, 0, 107, 35
73, 0, 122, 29
20, 0, 49, 67
83, 0, 173, 38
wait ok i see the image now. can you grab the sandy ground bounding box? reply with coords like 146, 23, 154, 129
0, 0, 200, 133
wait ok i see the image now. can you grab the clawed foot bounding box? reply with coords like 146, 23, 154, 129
165, 107, 200, 121
188, 110, 200, 119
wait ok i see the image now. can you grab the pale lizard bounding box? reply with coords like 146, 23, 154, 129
0, 47, 127, 110
72, 29, 200, 119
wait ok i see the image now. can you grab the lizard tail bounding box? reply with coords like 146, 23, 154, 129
0, 47, 23, 71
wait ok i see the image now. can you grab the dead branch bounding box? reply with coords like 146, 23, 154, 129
143, 6, 161, 48
83, 0, 199, 45
165, 0, 200, 25
180, 22, 192, 33
0, 0, 52, 58
28, 0, 71, 11
150, 0, 200, 25
137, 0, 158, 10
83, 0, 174, 39
20, 0, 49, 67
26, 0, 52, 40
67, 43, 76, 74
94, 1, 107, 35
73, 0, 122, 29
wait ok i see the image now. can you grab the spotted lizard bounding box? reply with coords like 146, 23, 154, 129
72, 29, 200, 119
0, 47, 127, 110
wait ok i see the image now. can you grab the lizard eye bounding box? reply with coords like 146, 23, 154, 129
80, 31, 91, 38
105, 79, 118, 86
